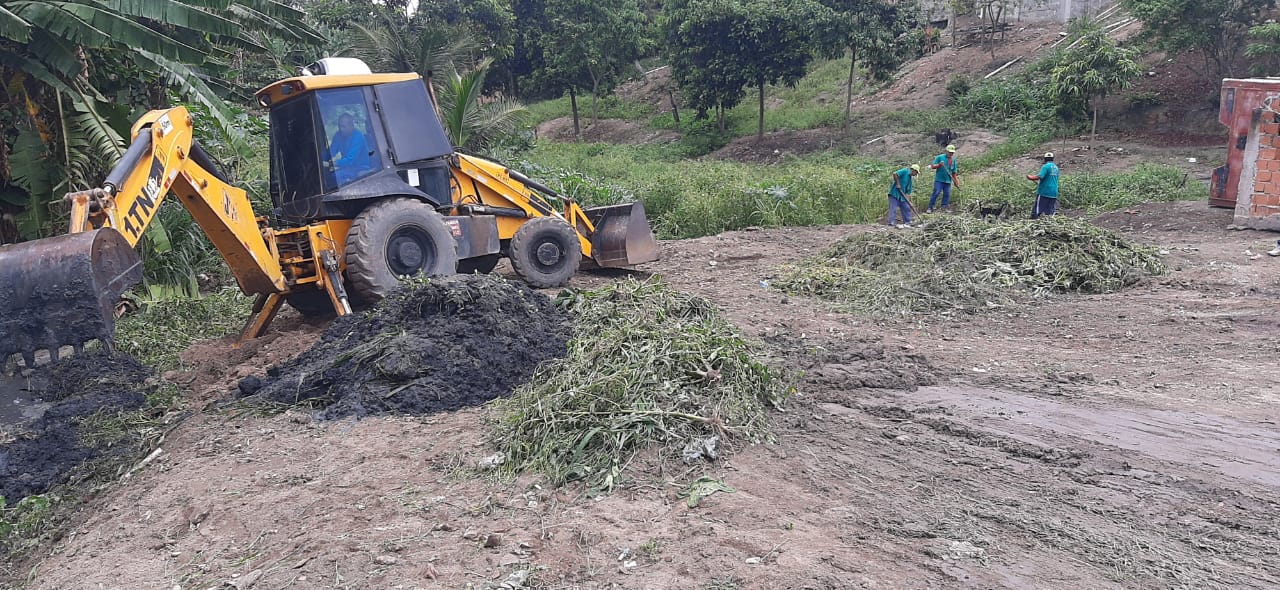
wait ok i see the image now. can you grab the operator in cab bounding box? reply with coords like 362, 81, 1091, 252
327, 112, 372, 184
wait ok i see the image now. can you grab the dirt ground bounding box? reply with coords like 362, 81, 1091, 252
7, 200, 1279, 589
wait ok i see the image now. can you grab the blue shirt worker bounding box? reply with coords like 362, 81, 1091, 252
328, 113, 372, 184
887, 164, 920, 227
927, 144, 959, 212
1027, 152, 1060, 219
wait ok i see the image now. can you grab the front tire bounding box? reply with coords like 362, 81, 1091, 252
509, 216, 581, 288
345, 198, 458, 303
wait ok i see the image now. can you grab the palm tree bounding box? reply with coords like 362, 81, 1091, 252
351, 10, 527, 152
436, 58, 528, 151
352, 10, 479, 81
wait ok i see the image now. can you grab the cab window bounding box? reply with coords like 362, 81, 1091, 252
269, 96, 324, 206
316, 87, 382, 191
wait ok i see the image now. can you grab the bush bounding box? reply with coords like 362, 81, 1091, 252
952, 78, 1056, 127
1124, 91, 1162, 109
946, 75, 972, 105
676, 117, 731, 158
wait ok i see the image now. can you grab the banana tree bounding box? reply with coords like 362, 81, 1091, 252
0, 0, 321, 241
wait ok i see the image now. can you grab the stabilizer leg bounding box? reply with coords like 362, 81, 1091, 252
236, 293, 285, 346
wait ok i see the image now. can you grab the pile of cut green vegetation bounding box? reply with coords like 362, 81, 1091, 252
773, 215, 1166, 316
489, 277, 788, 492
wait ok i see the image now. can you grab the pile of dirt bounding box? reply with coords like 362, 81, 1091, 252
707, 128, 849, 164
774, 215, 1166, 316
535, 117, 680, 144
615, 65, 678, 114
238, 275, 571, 420
0, 353, 149, 504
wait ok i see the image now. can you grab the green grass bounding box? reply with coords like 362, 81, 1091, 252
958, 164, 1204, 214
115, 288, 253, 371
1061, 164, 1204, 210
966, 127, 1053, 171
525, 94, 657, 126
524, 142, 890, 238
519, 139, 1204, 240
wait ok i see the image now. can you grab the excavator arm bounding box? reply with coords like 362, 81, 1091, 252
66, 106, 285, 294
0, 106, 297, 367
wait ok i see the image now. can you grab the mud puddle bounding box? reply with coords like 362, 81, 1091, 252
0, 353, 150, 504
0, 374, 48, 426
906, 386, 1280, 488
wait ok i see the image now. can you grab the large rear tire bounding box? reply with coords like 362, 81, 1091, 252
345, 198, 458, 303
509, 216, 581, 288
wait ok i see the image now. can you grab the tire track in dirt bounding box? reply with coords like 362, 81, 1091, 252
779, 381, 1280, 589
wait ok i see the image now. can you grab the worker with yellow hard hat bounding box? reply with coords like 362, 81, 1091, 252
887, 163, 921, 228
927, 144, 960, 212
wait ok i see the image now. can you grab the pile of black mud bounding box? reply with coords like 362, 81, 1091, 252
0, 353, 149, 504
239, 275, 571, 420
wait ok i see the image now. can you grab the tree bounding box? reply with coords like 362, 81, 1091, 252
1049, 30, 1141, 139
816, 0, 918, 128
1122, 0, 1276, 86
975, 0, 1017, 59
352, 8, 482, 79
739, 0, 824, 140
661, 0, 751, 131
529, 0, 648, 138
663, 0, 823, 138
417, 0, 517, 62
1247, 23, 1280, 76
0, 0, 320, 240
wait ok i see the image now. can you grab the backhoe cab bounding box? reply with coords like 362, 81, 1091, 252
0, 58, 659, 367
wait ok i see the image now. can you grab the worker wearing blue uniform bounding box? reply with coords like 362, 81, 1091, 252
887, 164, 920, 227
927, 144, 959, 212
328, 113, 372, 184
1027, 152, 1060, 218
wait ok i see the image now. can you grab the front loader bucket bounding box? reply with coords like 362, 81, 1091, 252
0, 229, 143, 367
584, 201, 660, 268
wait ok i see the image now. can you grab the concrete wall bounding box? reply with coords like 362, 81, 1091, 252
920, 0, 1118, 24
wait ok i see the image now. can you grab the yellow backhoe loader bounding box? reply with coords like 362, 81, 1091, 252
0, 58, 659, 367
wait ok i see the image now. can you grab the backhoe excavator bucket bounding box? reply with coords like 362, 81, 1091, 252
584, 201, 660, 268
0, 229, 143, 367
